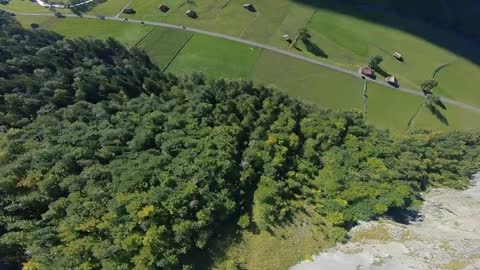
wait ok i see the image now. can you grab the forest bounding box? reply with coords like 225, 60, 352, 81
0, 10, 479, 269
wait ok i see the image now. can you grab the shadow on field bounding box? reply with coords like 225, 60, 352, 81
293, 0, 480, 65
303, 39, 328, 58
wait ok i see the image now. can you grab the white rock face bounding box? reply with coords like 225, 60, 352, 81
291, 173, 480, 270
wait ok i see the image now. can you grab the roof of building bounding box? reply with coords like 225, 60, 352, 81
386, 76, 397, 83
362, 67, 374, 75
159, 4, 169, 11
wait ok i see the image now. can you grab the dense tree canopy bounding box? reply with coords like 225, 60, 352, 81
0, 11, 479, 269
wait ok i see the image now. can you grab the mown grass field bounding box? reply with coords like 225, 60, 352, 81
49, 18, 154, 47
86, 0, 131, 16
114, 0, 480, 107
166, 34, 261, 79
304, 5, 480, 107
248, 50, 480, 132
5, 0, 479, 107
136, 27, 193, 70
13, 15, 480, 133
2, 0, 52, 13
15, 14, 59, 29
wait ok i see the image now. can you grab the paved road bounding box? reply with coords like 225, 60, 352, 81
3, 9, 480, 113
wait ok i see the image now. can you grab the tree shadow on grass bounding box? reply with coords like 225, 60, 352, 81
372, 65, 391, 78
303, 39, 328, 58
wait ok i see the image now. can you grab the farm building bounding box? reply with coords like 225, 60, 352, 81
243, 3, 255, 12
393, 52, 403, 60
159, 4, 169, 12
185, 10, 197, 18
359, 67, 375, 78
385, 76, 398, 85
123, 8, 135, 14
282, 34, 292, 43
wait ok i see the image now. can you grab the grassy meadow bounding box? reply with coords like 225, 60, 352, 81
249, 50, 480, 132
2, 0, 52, 13
15, 14, 59, 29
49, 18, 154, 47
136, 27, 193, 70
13, 14, 479, 133
166, 34, 261, 79
86, 0, 131, 16
6, 0, 479, 106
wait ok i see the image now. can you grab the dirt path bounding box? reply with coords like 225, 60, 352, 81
291, 173, 480, 270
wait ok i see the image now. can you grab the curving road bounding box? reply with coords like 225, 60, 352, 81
3, 8, 480, 113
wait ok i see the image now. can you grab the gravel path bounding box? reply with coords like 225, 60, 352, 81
2, 8, 480, 113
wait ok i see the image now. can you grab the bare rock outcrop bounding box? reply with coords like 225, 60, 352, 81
291, 173, 480, 270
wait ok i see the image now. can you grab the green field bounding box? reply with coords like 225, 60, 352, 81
136, 27, 193, 70
115, 0, 480, 107
87, 0, 131, 16
5, 0, 480, 107
249, 50, 480, 132
15, 14, 59, 29
166, 34, 261, 79
304, 6, 480, 106
49, 18, 154, 47
2, 0, 52, 12
13, 15, 478, 133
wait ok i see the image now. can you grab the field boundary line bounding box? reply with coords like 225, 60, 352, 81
162, 32, 194, 72
133, 25, 156, 48
245, 48, 264, 79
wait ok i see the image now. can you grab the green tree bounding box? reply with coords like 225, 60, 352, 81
407, 80, 448, 129
368, 55, 383, 68
291, 28, 310, 48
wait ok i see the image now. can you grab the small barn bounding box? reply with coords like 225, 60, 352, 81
359, 67, 375, 78
385, 76, 398, 85
123, 8, 135, 14
393, 52, 403, 60
159, 4, 169, 13
185, 9, 197, 18
243, 3, 255, 12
